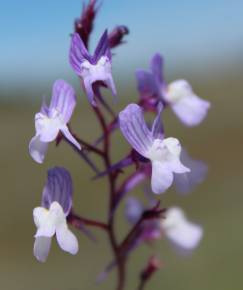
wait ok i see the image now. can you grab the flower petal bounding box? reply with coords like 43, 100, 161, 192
33, 236, 52, 263
174, 149, 208, 194
60, 125, 81, 150
119, 104, 153, 156
172, 95, 210, 126
93, 30, 111, 62
35, 112, 60, 142
162, 207, 203, 251
104, 74, 117, 97
151, 161, 173, 194
29, 135, 48, 164
125, 197, 144, 224
151, 102, 164, 139
33, 207, 48, 228
56, 225, 79, 255
69, 33, 91, 75
49, 80, 77, 124
42, 167, 73, 215
150, 53, 164, 83
83, 78, 96, 106
135, 70, 158, 99
167, 80, 210, 126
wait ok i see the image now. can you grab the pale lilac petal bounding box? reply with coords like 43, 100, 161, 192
34, 236, 52, 263
151, 161, 173, 194
49, 80, 77, 124
35, 113, 60, 142
56, 225, 79, 255
69, 33, 91, 75
119, 104, 153, 156
29, 135, 48, 164
135, 70, 158, 99
104, 75, 117, 97
162, 207, 203, 251
125, 197, 144, 224
94, 30, 111, 62
151, 102, 164, 139
172, 95, 210, 126
60, 126, 81, 150
83, 78, 96, 106
33, 207, 48, 228
174, 149, 208, 194
150, 53, 164, 83
42, 167, 73, 215
40, 97, 49, 115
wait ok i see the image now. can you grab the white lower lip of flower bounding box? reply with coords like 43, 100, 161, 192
80, 56, 111, 79
145, 137, 181, 162
164, 80, 192, 103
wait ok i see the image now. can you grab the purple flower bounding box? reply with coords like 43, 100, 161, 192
173, 149, 208, 194
29, 80, 81, 164
161, 207, 203, 251
69, 30, 116, 106
136, 53, 210, 126
33, 167, 79, 262
119, 103, 190, 194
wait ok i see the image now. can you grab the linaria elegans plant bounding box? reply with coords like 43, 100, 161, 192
29, 1, 210, 289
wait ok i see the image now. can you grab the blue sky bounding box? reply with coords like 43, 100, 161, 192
0, 0, 243, 90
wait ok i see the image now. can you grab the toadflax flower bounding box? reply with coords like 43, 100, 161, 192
33, 167, 78, 262
136, 53, 210, 126
125, 198, 203, 251
119, 103, 190, 194
69, 30, 116, 106
29, 80, 81, 164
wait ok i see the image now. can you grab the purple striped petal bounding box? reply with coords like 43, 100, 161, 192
119, 104, 153, 156
151, 102, 164, 139
136, 70, 158, 99
93, 30, 111, 62
41, 167, 73, 215
150, 53, 164, 84
69, 33, 91, 75
49, 80, 77, 124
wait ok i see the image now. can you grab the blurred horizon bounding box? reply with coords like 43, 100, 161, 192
1, 0, 243, 101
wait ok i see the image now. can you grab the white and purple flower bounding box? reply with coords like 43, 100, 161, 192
119, 103, 190, 194
136, 53, 210, 126
69, 30, 116, 106
29, 80, 81, 164
125, 197, 203, 251
33, 167, 79, 262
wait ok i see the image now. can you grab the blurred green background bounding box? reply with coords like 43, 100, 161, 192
1, 0, 243, 290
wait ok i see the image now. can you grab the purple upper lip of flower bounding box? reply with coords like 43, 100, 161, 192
41, 167, 73, 215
